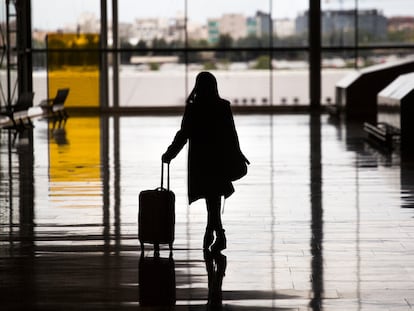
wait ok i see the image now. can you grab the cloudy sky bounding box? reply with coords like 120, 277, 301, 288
32, 0, 413, 30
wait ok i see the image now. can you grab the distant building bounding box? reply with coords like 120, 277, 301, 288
246, 17, 258, 37
187, 21, 208, 41
207, 14, 247, 44
219, 14, 247, 40
296, 9, 388, 41
76, 12, 100, 33
132, 18, 170, 44
207, 18, 220, 44
274, 18, 295, 38
255, 11, 272, 37
388, 16, 414, 32
208, 11, 272, 43
118, 22, 135, 44
168, 12, 186, 43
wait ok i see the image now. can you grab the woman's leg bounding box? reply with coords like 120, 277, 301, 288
203, 195, 218, 249
206, 195, 222, 232
206, 195, 226, 252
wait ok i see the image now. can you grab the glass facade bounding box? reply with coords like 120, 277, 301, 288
18, 0, 414, 108
319, 0, 414, 102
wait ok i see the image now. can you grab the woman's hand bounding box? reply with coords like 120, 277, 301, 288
162, 152, 171, 164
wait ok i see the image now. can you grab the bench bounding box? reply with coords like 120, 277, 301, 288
0, 92, 35, 130
39, 88, 69, 121
335, 58, 414, 122
363, 122, 400, 149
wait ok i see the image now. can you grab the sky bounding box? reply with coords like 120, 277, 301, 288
31, 0, 414, 30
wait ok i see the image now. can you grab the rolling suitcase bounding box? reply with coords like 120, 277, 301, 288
138, 162, 175, 252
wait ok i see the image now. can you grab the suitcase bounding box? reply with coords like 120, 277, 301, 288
138, 162, 175, 252
139, 253, 176, 307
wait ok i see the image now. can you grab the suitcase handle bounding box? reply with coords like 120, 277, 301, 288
161, 162, 170, 190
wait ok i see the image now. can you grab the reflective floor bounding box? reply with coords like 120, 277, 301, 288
1, 113, 414, 310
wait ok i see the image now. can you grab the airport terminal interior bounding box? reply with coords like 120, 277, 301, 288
1, 1, 414, 310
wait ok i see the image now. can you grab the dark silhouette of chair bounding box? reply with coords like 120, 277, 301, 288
39, 88, 69, 120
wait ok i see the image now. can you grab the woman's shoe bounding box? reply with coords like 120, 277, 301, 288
203, 228, 214, 250
211, 229, 226, 253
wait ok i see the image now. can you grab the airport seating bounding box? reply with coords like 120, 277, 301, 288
363, 122, 400, 150
39, 88, 70, 120
333, 58, 414, 123
364, 72, 414, 153
0, 92, 35, 130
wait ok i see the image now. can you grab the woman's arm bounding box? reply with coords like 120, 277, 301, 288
162, 103, 192, 163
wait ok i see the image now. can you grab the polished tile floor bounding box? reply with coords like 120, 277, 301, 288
1, 113, 414, 310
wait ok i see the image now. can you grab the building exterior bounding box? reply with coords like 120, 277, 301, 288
208, 11, 271, 43
246, 17, 258, 37
255, 11, 272, 37
131, 18, 170, 44
296, 9, 388, 42
187, 21, 208, 41
388, 16, 414, 32
219, 14, 247, 40
207, 18, 220, 44
274, 18, 295, 38
208, 14, 248, 44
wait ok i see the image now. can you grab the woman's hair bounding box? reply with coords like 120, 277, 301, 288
194, 71, 220, 101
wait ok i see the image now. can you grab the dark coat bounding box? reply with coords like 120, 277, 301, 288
164, 97, 242, 204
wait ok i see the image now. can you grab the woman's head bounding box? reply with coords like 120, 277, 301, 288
194, 71, 219, 100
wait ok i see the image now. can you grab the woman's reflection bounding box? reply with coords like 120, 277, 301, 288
204, 250, 227, 310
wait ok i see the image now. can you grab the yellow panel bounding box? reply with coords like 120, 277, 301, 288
47, 33, 100, 108
46, 33, 102, 205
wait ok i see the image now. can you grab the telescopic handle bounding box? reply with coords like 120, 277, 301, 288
161, 162, 170, 190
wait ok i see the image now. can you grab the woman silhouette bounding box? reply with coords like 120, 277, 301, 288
162, 71, 248, 252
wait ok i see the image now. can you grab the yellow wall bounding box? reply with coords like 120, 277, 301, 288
47, 33, 100, 108
47, 33, 101, 199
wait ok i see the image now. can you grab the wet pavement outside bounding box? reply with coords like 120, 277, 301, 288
1, 113, 414, 310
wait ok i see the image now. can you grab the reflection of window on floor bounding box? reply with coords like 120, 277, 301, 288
48, 117, 102, 208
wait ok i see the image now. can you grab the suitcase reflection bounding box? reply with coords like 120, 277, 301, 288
138, 253, 176, 307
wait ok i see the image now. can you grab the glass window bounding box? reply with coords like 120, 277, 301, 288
272, 0, 309, 105
320, 0, 414, 104
119, 0, 185, 47
29, 0, 414, 108
185, 51, 271, 107
118, 0, 185, 107
118, 51, 186, 107
273, 51, 309, 105
273, 0, 308, 47
31, 0, 100, 106
321, 0, 414, 48
32, 0, 101, 35
357, 0, 414, 45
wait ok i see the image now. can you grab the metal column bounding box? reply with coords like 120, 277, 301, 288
309, 0, 321, 109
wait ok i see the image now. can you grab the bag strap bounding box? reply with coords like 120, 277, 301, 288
161, 162, 170, 190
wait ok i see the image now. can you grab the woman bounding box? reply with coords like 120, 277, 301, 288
162, 71, 248, 252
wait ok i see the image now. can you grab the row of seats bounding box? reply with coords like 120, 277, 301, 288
0, 88, 69, 132
329, 57, 414, 154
